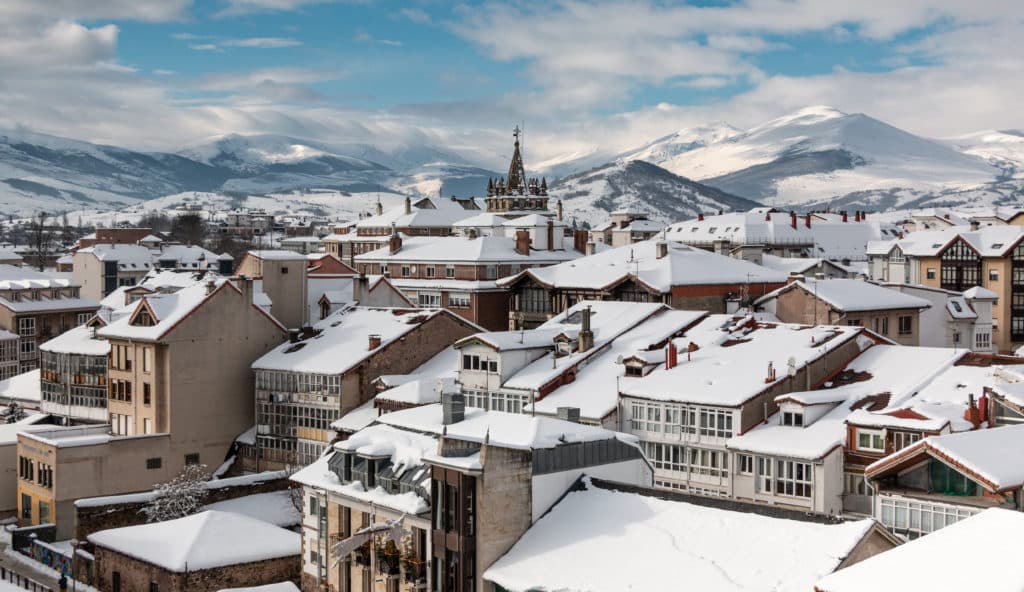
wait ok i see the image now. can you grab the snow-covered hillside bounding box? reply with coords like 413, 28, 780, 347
549, 160, 760, 227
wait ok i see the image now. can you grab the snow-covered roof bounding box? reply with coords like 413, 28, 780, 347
484, 480, 877, 592
330, 400, 380, 433
526, 308, 708, 421
815, 509, 1024, 592
355, 235, 581, 264
0, 414, 57, 446
138, 234, 163, 243
0, 295, 98, 314
759, 254, 822, 275
218, 584, 300, 592
0, 370, 41, 404
98, 278, 229, 342
39, 324, 110, 356
152, 244, 218, 266
620, 316, 871, 407
77, 244, 153, 270
728, 346, 962, 460
665, 211, 897, 261
868, 423, 1024, 491
87, 510, 300, 572
374, 346, 459, 407
500, 239, 788, 293
881, 225, 1024, 258
760, 279, 931, 312
501, 214, 565, 227
201, 491, 301, 528
452, 213, 509, 227
356, 200, 475, 229
246, 250, 309, 261
252, 307, 444, 374
0, 264, 76, 289
376, 403, 639, 451
963, 286, 998, 300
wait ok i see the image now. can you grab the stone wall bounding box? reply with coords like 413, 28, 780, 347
93, 546, 300, 592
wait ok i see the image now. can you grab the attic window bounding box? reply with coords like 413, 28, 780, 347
951, 301, 963, 313
931, 243, 942, 249
131, 310, 155, 327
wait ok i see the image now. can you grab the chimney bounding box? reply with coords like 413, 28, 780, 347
966, 394, 981, 430
970, 220, 980, 231
238, 274, 253, 304
376, 198, 383, 216
790, 212, 797, 230
656, 241, 668, 259
467, 228, 478, 240
404, 196, 411, 215
573, 229, 589, 253
805, 214, 811, 228
288, 328, 300, 343
442, 392, 466, 425
368, 334, 382, 350
585, 241, 596, 256
556, 200, 564, 221
354, 273, 369, 300
787, 272, 805, 285
547, 220, 555, 251
944, 213, 950, 220
842, 211, 848, 223
665, 341, 678, 370
765, 212, 771, 222
205, 279, 216, 295
388, 224, 402, 255
698, 213, 704, 222
578, 306, 594, 353
514, 230, 531, 255
557, 407, 581, 424
898, 231, 904, 240
979, 390, 989, 424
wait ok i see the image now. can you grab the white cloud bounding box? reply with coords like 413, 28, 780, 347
398, 8, 432, 25
188, 43, 221, 51
0, 0, 191, 24
214, 0, 334, 18
353, 31, 402, 47
0, 20, 119, 70
222, 37, 303, 48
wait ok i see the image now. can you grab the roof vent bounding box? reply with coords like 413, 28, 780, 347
442, 392, 466, 426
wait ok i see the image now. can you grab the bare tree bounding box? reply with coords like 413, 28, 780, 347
29, 211, 55, 271
142, 464, 211, 522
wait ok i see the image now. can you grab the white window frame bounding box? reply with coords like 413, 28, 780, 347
856, 428, 885, 452
17, 317, 35, 337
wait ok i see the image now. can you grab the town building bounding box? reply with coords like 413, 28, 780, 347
453, 301, 707, 428
353, 221, 586, 330
754, 278, 931, 345
279, 236, 323, 255
666, 209, 899, 262
16, 277, 286, 538
499, 239, 787, 329
883, 284, 997, 351
88, 510, 300, 592
249, 306, 478, 470
38, 320, 110, 424
291, 399, 652, 592
483, 126, 551, 219
618, 315, 879, 506
485, 478, 899, 592
866, 225, 1024, 352
815, 508, 1024, 592
590, 210, 665, 247
0, 329, 17, 381
864, 424, 1024, 540
77, 228, 154, 249
73, 243, 224, 301
0, 265, 99, 374
0, 248, 24, 267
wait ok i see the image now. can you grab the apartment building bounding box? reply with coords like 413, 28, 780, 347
250, 306, 478, 470
16, 277, 286, 538
618, 316, 879, 507
884, 283, 997, 351
453, 301, 707, 428
0, 330, 17, 381
755, 277, 931, 345
354, 221, 585, 330
866, 225, 1024, 352
0, 265, 99, 374
291, 398, 652, 592
73, 242, 224, 301
500, 239, 787, 329
76, 228, 154, 249
38, 320, 110, 424
865, 424, 1024, 540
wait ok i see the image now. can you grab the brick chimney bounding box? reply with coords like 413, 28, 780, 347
388, 224, 402, 255
577, 306, 594, 353
368, 333, 382, 351
557, 200, 564, 221
790, 212, 797, 229
665, 341, 678, 370
805, 214, 811, 228
842, 211, 848, 223
573, 229, 589, 253
547, 220, 555, 251
787, 272, 805, 284
965, 394, 982, 429
698, 213, 704, 221
514, 230, 531, 255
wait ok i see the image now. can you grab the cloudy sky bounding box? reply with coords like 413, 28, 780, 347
1, 0, 1021, 166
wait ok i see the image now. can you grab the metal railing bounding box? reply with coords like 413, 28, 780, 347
0, 567, 53, 592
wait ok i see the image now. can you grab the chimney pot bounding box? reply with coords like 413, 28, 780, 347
698, 213, 704, 221
368, 334, 382, 350
790, 212, 797, 229
805, 214, 812, 228
578, 305, 594, 353
288, 328, 300, 343
842, 211, 848, 223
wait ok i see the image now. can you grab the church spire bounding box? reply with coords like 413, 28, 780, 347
506, 125, 527, 195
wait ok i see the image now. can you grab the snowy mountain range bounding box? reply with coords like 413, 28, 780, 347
550, 106, 1024, 212
2, 106, 1024, 219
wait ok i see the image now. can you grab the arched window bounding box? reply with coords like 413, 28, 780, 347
939, 240, 981, 291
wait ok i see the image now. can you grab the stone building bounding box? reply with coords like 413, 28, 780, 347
89, 510, 300, 592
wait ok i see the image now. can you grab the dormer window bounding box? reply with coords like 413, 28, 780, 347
625, 365, 644, 377
131, 309, 155, 327
782, 411, 803, 427
856, 428, 885, 452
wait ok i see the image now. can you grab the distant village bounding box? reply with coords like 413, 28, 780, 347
0, 131, 1022, 592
